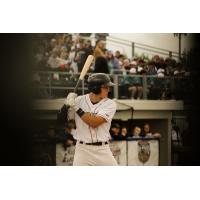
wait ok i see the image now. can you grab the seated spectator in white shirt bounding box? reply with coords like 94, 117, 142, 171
47, 49, 60, 69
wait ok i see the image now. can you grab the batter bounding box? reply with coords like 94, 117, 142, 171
65, 73, 117, 166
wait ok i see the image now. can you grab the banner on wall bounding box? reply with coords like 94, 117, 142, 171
127, 139, 159, 166
56, 139, 159, 166
56, 143, 75, 166
109, 141, 127, 165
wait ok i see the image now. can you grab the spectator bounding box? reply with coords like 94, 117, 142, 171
137, 59, 145, 73
156, 65, 169, 99
62, 34, 73, 50
85, 40, 94, 56
174, 63, 185, 76
140, 123, 152, 137
77, 39, 94, 72
60, 47, 69, 60
120, 126, 128, 140
128, 64, 143, 99
147, 61, 163, 99
147, 61, 157, 75
93, 39, 106, 59
115, 50, 121, 59
152, 55, 160, 66
47, 48, 60, 69
172, 125, 182, 147
93, 56, 109, 74
106, 50, 120, 73
141, 123, 161, 138
110, 123, 121, 140
157, 67, 165, 77
165, 57, 174, 76
122, 58, 131, 71
56, 57, 73, 72
50, 38, 57, 50
131, 126, 141, 137
68, 45, 78, 73
75, 39, 88, 72
34, 45, 48, 69
118, 54, 126, 69
146, 61, 157, 85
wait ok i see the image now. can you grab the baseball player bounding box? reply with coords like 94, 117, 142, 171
64, 73, 117, 166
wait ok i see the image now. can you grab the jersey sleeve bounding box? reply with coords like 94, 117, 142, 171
97, 100, 117, 122
74, 95, 82, 108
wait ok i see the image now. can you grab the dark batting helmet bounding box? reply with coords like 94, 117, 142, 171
87, 73, 115, 94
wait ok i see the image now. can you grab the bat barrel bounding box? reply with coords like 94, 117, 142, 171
73, 55, 94, 93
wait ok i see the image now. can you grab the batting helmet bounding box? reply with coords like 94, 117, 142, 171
87, 73, 115, 94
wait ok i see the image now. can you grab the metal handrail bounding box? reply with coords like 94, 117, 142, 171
79, 34, 181, 59
108, 35, 180, 56
32, 71, 190, 100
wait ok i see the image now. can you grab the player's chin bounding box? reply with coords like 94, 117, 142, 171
100, 93, 108, 99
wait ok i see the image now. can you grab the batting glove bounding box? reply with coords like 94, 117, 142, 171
64, 92, 78, 107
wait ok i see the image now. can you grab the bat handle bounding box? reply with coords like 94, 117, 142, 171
74, 79, 82, 93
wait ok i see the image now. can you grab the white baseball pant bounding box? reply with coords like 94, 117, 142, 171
73, 142, 118, 166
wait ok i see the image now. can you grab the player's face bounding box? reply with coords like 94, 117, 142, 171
100, 85, 110, 98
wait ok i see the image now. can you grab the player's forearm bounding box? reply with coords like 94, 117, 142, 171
79, 112, 105, 128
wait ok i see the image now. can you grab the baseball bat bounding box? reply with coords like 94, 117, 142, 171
74, 55, 94, 93
59, 55, 93, 122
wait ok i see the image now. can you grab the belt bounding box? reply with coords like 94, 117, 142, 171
79, 141, 109, 146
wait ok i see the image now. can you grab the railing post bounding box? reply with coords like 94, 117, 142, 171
49, 72, 52, 98
143, 75, 147, 99
126, 140, 128, 166
170, 76, 176, 99
132, 42, 135, 58
113, 74, 118, 99
169, 51, 172, 58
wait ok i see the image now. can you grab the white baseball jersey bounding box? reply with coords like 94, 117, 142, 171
73, 94, 116, 143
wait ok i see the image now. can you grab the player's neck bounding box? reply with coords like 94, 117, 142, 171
89, 93, 104, 104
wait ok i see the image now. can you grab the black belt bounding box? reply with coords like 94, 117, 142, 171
79, 141, 109, 146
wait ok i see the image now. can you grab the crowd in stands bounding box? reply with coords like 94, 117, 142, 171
33, 33, 191, 101
110, 122, 161, 140
34, 33, 190, 76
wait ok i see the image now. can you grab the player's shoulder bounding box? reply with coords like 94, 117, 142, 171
75, 94, 87, 103
104, 98, 117, 108
105, 98, 116, 104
